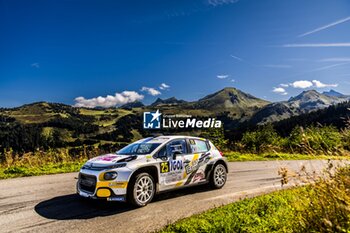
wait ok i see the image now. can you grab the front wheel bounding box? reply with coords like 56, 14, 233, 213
128, 173, 155, 207
209, 164, 227, 189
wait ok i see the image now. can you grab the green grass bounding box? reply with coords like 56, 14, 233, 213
1, 151, 347, 179
0, 161, 84, 179
160, 187, 302, 233
160, 165, 350, 233
224, 151, 349, 162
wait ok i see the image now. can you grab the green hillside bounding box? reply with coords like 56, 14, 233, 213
1, 87, 349, 155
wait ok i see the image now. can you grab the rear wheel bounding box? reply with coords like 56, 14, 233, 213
128, 173, 155, 207
209, 164, 227, 189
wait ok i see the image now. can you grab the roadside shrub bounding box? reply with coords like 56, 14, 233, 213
341, 117, 350, 151
294, 164, 350, 233
241, 124, 283, 153
285, 125, 343, 155
341, 129, 350, 151
200, 127, 228, 151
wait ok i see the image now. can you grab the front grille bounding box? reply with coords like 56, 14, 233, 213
78, 173, 97, 193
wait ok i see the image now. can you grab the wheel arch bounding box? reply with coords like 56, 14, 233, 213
205, 159, 228, 180
214, 159, 228, 173
128, 165, 159, 187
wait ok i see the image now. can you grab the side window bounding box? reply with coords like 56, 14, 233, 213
157, 146, 168, 157
189, 139, 209, 153
167, 139, 187, 156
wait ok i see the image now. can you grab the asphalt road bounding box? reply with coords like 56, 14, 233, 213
0, 160, 340, 233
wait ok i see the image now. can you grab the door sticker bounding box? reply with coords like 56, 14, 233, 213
160, 160, 183, 173
160, 162, 169, 173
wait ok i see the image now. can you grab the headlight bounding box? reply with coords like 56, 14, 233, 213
104, 171, 118, 180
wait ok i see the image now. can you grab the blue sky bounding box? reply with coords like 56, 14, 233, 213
1, 0, 350, 107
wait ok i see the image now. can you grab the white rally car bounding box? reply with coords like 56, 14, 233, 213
77, 136, 228, 207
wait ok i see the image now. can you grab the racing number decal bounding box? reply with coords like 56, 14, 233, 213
160, 161, 183, 173
160, 162, 169, 173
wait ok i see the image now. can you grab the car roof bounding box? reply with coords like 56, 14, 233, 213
134, 135, 207, 144
154, 135, 206, 141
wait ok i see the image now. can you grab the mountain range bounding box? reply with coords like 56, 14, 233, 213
144, 87, 349, 125
249, 89, 349, 124
2, 87, 349, 126
1, 87, 349, 153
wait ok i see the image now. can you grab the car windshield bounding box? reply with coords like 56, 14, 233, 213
116, 143, 161, 155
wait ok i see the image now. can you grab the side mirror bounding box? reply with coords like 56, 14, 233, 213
157, 152, 168, 161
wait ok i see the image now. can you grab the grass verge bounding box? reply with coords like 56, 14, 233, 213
224, 151, 349, 162
0, 161, 84, 179
160, 165, 350, 233
160, 187, 301, 233
0, 151, 348, 179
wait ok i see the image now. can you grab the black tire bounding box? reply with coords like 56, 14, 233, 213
209, 163, 227, 189
127, 172, 155, 207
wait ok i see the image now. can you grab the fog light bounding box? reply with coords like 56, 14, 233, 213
104, 171, 118, 180
97, 188, 111, 197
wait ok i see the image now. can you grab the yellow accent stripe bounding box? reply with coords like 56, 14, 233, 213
96, 181, 128, 189
192, 153, 199, 163
175, 181, 183, 187
183, 153, 200, 179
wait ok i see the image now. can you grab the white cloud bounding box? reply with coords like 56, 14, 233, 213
217, 75, 229, 79
291, 80, 313, 89
141, 87, 161, 96
74, 91, 144, 108
279, 80, 339, 90
312, 62, 350, 72
31, 63, 40, 68
312, 80, 338, 88
272, 87, 288, 95
282, 43, 350, 48
231, 79, 235, 82
298, 16, 350, 37
318, 57, 350, 62
159, 83, 170, 90
262, 64, 292, 69
208, 0, 239, 7
230, 54, 243, 62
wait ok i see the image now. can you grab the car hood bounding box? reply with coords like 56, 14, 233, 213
86, 153, 139, 167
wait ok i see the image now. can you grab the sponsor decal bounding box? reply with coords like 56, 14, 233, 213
110, 182, 128, 189
184, 159, 197, 175
193, 171, 205, 183
160, 160, 183, 173
94, 155, 119, 161
164, 173, 182, 183
184, 153, 211, 185
143, 110, 222, 129
108, 196, 125, 202
96, 181, 128, 189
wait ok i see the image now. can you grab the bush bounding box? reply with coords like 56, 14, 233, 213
200, 127, 228, 151
294, 165, 350, 232
287, 126, 342, 155
341, 128, 350, 151
241, 124, 283, 153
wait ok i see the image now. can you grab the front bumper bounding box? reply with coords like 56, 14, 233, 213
77, 189, 126, 202
77, 170, 130, 202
